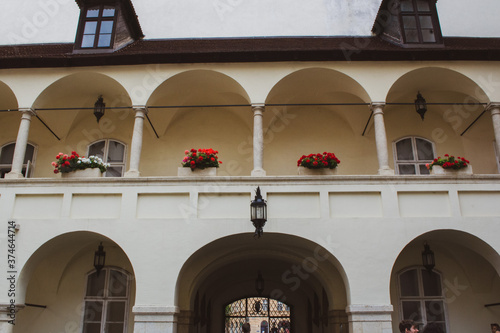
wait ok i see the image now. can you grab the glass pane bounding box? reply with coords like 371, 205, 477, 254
106, 323, 124, 333
422, 29, 436, 42
399, 164, 416, 175
103, 8, 116, 17
105, 166, 123, 177
107, 142, 125, 163
0, 144, 15, 164
419, 164, 430, 175
400, 0, 414, 12
416, 138, 433, 160
405, 29, 419, 43
81, 35, 95, 48
403, 16, 417, 29
416, 0, 430, 11
419, 16, 434, 29
396, 139, 413, 160
109, 270, 128, 297
24, 144, 35, 164
100, 21, 114, 34
422, 270, 442, 296
402, 301, 422, 322
107, 301, 126, 322
84, 322, 101, 333
425, 301, 445, 321
89, 141, 105, 159
86, 8, 99, 18
86, 271, 106, 296
400, 269, 419, 296
84, 301, 103, 322
83, 21, 97, 34
98, 34, 112, 47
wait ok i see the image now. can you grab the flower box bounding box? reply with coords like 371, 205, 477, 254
61, 168, 103, 178
178, 167, 217, 177
430, 165, 472, 175
298, 166, 338, 175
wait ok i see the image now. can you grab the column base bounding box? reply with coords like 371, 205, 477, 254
4, 172, 24, 179
378, 168, 394, 176
133, 306, 179, 333
346, 304, 393, 333
124, 169, 141, 178
251, 169, 266, 176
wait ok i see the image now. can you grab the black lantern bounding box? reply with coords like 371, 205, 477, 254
255, 271, 264, 295
422, 242, 435, 272
94, 95, 105, 123
94, 242, 106, 275
250, 187, 267, 238
415, 92, 427, 120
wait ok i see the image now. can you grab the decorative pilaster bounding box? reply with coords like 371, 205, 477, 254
371, 103, 394, 176
133, 306, 179, 333
251, 104, 266, 176
5, 108, 35, 179
488, 103, 500, 158
124, 106, 148, 178
346, 304, 393, 333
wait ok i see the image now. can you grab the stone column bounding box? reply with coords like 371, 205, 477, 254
346, 304, 393, 333
251, 104, 266, 176
5, 108, 35, 179
371, 103, 394, 175
488, 103, 500, 159
124, 106, 148, 178
133, 306, 179, 333
0, 303, 24, 333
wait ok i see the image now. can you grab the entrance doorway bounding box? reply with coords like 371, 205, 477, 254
225, 297, 291, 333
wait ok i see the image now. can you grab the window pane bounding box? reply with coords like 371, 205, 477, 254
100, 21, 114, 34
403, 16, 417, 29
416, 0, 430, 11
81, 35, 95, 48
86, 271, 106, 297
107, 301, 126, 321
98, 34, 112, 47
83, 21, 97, 34
400, 269, 419, 296
399, 164, 416, 175
402, 301, 422, 322
89, 141, 106, 159
0, 144, 15, 164
405, 29, 419, 43
106, 166, 123, 177
107, 142, 125, 163
422, 270, 442, 296
419, 164, 430, 175
422, 29, 436, 42
84, 323, 101, 333
400, 0, 414, 12
419, 16, 434, 29
86, 8, 99, 18
106, 323, 124, 333
103, 8, 116, 17
396, 139, 413, 160
84, 301, 103, 322
425, 301, 445, 322
109, 270, 128, 297
24, 144, 35, 164
416, 138, 433, 160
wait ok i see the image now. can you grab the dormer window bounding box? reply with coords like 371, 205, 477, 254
79, 5, 116, 49
400, 0, 442, 44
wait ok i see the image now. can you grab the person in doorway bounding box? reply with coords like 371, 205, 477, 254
242, 323, 251, 333
399, 320, 419, 333
491, 323, 500, 333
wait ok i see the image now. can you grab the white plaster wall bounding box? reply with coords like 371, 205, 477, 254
1, 0, 499, 46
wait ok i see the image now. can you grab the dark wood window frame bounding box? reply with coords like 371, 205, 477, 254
399, 0, 442, 45
76, 5, 118, 50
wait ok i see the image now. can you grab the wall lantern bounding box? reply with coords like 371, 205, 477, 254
421, 242, 435, 272
94, 95, 106, 123
94, 242, 106, 275
255, 271, 265, 295
250, 187, 267, 238
415, 92, 427, 120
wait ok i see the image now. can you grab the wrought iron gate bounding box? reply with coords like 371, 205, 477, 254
224, 297, 291, 333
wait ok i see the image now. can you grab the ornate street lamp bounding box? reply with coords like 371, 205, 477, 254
250, 187, 267, 238
422, 242, 435, 272
415, 92, 427, 120
94, 242, 106, 275
255, 271, 264, 295
94, 95, 106, 123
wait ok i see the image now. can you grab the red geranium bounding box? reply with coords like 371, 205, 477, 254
297, 152, 340, 169
181, 148, 222, 170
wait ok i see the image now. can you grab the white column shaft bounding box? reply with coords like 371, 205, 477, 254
489, 104, 500, 158
371, 104, 394, 175
6, 109, 34, 179
125, 107, 147, 178
251, 104, 266, 176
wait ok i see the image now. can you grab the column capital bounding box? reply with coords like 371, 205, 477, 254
486, 102, 500, 113
132, 105, 149, 115
251, 103, 265, 112
370, 102, 386, 112
18, 108, 36, 116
